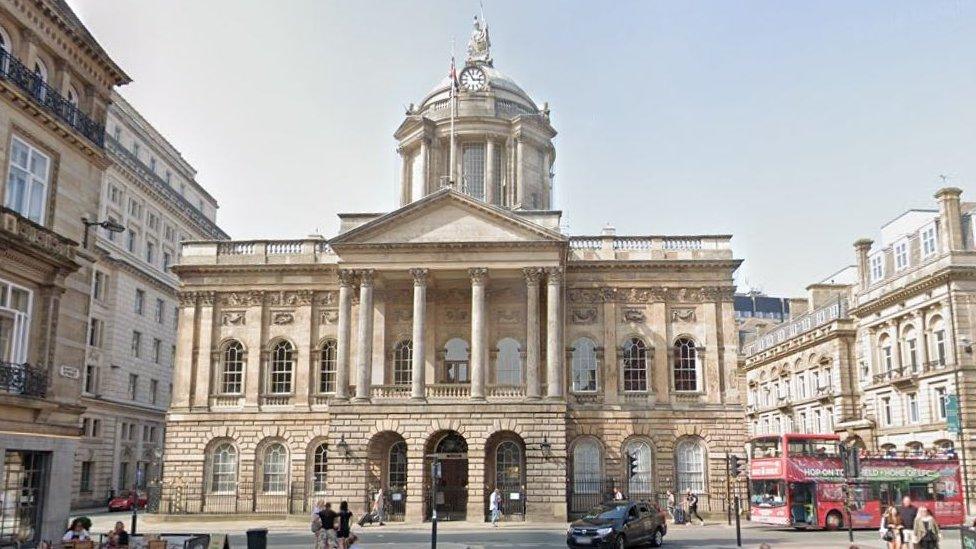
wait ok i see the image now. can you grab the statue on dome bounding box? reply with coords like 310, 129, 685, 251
466, 15, 492, 65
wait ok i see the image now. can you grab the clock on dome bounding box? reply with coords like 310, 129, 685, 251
459, 66, 487, 92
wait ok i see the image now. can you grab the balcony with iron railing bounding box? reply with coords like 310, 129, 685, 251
871, 361, 946, 386
0, 49, 104, 147
0, 362, 48, 398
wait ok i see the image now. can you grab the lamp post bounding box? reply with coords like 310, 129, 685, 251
81, 217, 125, 248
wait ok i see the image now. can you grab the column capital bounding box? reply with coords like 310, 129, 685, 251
523, 267, 545, 286
469, 267, 489, 285
358, 269, 375, 287
546, 266, 565, 285
410, 268, 429, 286
338, 269, 357, 287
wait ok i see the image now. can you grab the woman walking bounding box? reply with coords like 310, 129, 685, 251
912, 506, 941, 549
879, 506, 902, 549
336, 500, 355, 549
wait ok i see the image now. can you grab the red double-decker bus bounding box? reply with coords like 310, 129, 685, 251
747, 433, 964, 529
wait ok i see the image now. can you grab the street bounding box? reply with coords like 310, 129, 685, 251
81, 511, 966, 548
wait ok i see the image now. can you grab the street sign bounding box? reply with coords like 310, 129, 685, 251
946, 394, 961, 434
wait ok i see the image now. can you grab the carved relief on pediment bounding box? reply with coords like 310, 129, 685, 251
571, 307, 598, 325
219, 291, 264, 307
266, 290, 313, 307
671, 307, 696, 323
316, 291, 339, 306
271, 311, 295, 325
622, 308, 646, 323
221, 311, 246, 326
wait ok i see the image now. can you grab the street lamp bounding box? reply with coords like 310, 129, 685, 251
540, 436, 552, 458
81, 217, 125, 248
337, 435, 351, 459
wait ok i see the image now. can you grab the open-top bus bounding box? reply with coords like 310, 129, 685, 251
747, 433, 963, 529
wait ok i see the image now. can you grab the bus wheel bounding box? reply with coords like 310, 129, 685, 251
824, 511, 843, 530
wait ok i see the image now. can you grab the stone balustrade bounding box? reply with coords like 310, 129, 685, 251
426, 384, 471, 399
210, 395, 243, 408
370, 384, 412, 399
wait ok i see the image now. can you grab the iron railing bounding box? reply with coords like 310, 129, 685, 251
0, 49, 104, 147
0, 361, 48, 397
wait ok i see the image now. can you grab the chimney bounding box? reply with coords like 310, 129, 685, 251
853, 238, 874, 292
935, 187, 964, 252
788, 298, 809, 319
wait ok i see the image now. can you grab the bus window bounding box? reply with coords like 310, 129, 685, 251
787, 440, 839, 457
751, 439, 781, 458
750, 480, 787, 506
908, 483, 931, 501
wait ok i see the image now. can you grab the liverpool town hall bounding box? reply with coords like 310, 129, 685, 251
162, 20, 745, 522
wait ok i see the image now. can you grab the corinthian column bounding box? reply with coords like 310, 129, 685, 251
354, 269, 375, 401
546, 267, 564, 400
334, 270, 355, 400
410, 268, 429, 400
523, 267, 544, 400
470, 268, 488, 400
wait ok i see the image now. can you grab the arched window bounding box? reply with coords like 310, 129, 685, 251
32, 59, 47, 101
625, 439, 653, 495
393, 340, 412, 386
495, 441, 523, 487
673, 338, 700, 392
319, 340, 337, 393
269, 341, 293, 394
220, 341, 244, 394
262, 443, 288, 493
572, 438, 602, 493
495, 338, 522, 385
675, 438, 706, 494
622, 338, 648, 392
209, 443, 237, 494
0, 26, 10, 53
312, 443, 328, 493
388, 441, 407, 490
444, 338, 470, 383
906, 442, 923, 457
878, 334, 893, 374
66, 85, 79, 107
571, 338, 598, 392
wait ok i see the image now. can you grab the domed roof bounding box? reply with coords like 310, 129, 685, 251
419, 64, 538, 111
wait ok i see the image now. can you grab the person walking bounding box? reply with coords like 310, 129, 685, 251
899, 495, 919, 548
317, 501, 339, 549
489, 488, 503, 527
879, 506, 903, 549
912, 507, 941, 549
372, 488, 385, 526
336, 501, 354, 549
685, 489, 704, 525
666, 490, 676, 521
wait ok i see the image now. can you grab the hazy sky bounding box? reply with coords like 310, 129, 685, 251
68, 1, 975, 296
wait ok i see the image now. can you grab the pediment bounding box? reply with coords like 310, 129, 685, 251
330, 189, 566, 247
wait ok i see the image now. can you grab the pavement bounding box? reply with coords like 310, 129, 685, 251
71, 510, 965, 548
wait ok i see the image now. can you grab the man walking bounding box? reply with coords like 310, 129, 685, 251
372, 488, 386, 526
898, 495, 918, 548
490, 488, 503, 527
317, 501, 338, 549
666, 490, 676, 521
685, 489, 705, 525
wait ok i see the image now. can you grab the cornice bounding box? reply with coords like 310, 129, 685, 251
849, 266, 974, 317
334, 240, 564, 252
172, 263, 338, 277
743, 319, 856, 369
0, 84, 109, 164
567, 285, 735, 304
567, 259, 743, 271
101, 252, 179, 296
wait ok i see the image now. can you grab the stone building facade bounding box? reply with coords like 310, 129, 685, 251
0, 0, 129, 543
161, 20, 746, 522
71, 93, 227, 509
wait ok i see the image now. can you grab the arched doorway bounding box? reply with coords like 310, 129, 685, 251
425, 431, 468, 521
366, 431, 407, 522
485, 431, 526, 522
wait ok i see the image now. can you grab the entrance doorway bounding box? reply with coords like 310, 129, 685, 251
0, 450, 48, 546
425, 431, 468, 521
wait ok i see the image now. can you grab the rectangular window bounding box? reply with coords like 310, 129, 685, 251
798, 412, 807, 433
3, 136, 51, 224
134, 289, 145, 315
907, 393, 919, 423
461, 144, 486, 200
164, 225, 175, 241
106, 215, 120, 242
92, 271, 106, 301
935, 387, 947, 420
152, 338, 161, 364
155, 298, 164, 323
907, 339, 918, 372
127, 228, 138, 253
88, 318, 102, 348
870, 254, 884, 282
118, 462, 129, 490
934, 330, 947, 366
882, 397, 893, 426
492, 147, 503, 206
796, 374, 806, 399
128, 198, 140, 218
128, 374, 138, 400
148, 212, 158, 231
165, 171, 172, 185
80, 461, 93, 492
131, 331, 142, 358
150, 379, 158, 404
894, 240, 909, 271
84, 364, 97, 394
162, 251, 172, 272
109, 185, 121, 204
0, 280, 32, 363
149, 157, 156, 173
145, 240, 155, 264
922, 225, 938, 257
882, 346, 893, 373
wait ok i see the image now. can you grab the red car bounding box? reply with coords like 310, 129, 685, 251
108, 491, 147, 512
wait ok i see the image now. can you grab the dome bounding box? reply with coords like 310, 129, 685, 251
419, 65, 538, 112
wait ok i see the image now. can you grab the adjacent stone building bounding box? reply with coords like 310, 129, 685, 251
72, 92, 227, 509
161, 19, 746, 522
0, 0, 129, 543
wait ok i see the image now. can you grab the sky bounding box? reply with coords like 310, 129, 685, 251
68, 0, 976, 296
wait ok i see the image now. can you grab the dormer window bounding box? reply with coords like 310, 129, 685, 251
894, 240, 909, 271
921, 224, 937, 258
870, 254, 884, 282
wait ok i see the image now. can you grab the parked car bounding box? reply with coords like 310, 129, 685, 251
108, 490, 148, 512
567, 500, 667, 548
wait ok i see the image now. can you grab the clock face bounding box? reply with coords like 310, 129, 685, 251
459, 67, 487, 92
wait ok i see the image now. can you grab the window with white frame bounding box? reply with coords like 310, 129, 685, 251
675, 438, 706, 493
262, 443, 288, 493
934, 387, 947, 420
921, 225, 938, 258
870, 254, 884, 282
933, 328, 947, 366
145, 239, 156, 265
312, 443, 328, 493
881, 338, 893, 373
134, 289, 145, 315
128, 373, 138, 400
894, 240, 909, 271
268, 341, 293, 394
571, 337, 598, 392
672, 338, 700, 392
4, 136, 51, 223
127, 228, 138, 253
83, 364, 98, 394
131, 331, 142, 358
208, 443, 237, 494
798, 412, 807, 433
393, 339, 412, 386
495, 337, 522, 385
155, 298, 164, 324
796, 373, 806, 399
622, 338, 648, 392
319, 340, 336, 393
220, 341, 244, 394
881, 396, 893, 426
815, 410, 823, 432
88, 318, 102, 348
907, 392, 919, 424
0, 279, 32, 363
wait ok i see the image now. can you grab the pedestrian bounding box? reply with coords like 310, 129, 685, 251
912, 507, 940, 549
317, 501, 339, 549
372, 488, 385, 526
62, 518, 91, 542
336, 500, 354, 549
666, 490, 676, 520
489, 488, 503, 527
879, 506, 903, 549
685, 489, 704, 525
106, 521, 129, 548
613, 488, 624, 501
899, 495, 919, 548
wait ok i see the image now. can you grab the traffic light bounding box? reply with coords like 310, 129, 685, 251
841, 443, 861, 478
729, 455, 744, 477
627, 452, 638, 478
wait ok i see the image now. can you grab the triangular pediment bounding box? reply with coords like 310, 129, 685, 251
330, 189, 566, 247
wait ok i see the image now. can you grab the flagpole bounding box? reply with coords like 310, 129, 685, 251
449, 44, 457, 186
